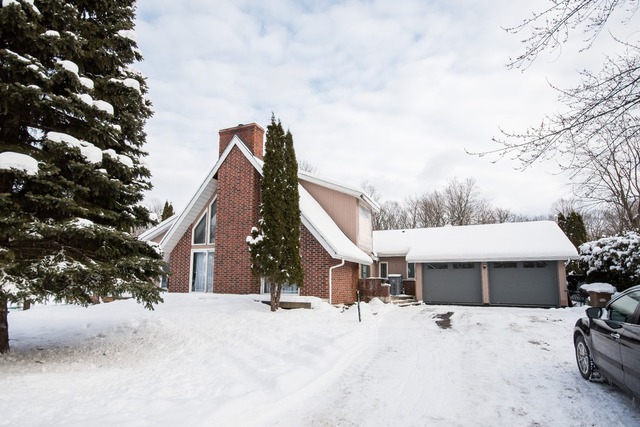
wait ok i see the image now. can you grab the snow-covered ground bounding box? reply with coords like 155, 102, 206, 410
1, 294, 639, 427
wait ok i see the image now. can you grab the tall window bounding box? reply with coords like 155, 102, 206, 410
379, 262, 388, 279
193, 199, 217, 245
407, 262, 415, 279
208, 200, 217, 244
361, 264, 370, 279
192, 250, 214, 292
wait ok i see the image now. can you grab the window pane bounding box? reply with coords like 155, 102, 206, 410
206, 251, 215, 292
380, 263, 388, 278
524, 261, 548, 268
426, 263, 448, 270
193, 215, 206, 244
361, 264, 370, 279
192, 252, 206, 292
494, 262, 517, 268
407, 262, 415, 278
208, 201, 217, 244
453, 263, 475, 269
609, 291, 640, 323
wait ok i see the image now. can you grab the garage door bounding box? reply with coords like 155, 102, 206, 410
488, 261, 558, 306
422, 262, 483, 304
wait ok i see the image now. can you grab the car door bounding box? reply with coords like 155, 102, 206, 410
592, 289, 640, 389
590, 317, 625, 385
619, 291, 640, 397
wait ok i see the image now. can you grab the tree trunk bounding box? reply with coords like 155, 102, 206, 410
0, 296, 9, 354
270, 277, 277, 312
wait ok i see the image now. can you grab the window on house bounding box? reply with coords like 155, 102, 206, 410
193, 214, 207, 244
262, 279, 299, 295
191, 250, 214, 292
379, 262, 388, 279
426, 263, 448, 270
361, 264, 370, 279
192, 198, 218, 245
453, 263, 475, 269
160, 262, 169, 289
208, 200, 217, 244
494, 262, 517, 268
407, 262, 415, 278
524, 261, 548, 268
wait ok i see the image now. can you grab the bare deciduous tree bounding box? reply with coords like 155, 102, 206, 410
475, 0, 640, 231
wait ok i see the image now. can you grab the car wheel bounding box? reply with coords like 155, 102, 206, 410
575, 335, 594, 380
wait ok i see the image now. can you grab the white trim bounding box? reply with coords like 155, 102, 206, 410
191, 210, 208, 245
189, 248, 215, 292
329, 259, 345, 305
298, 169, 380, 213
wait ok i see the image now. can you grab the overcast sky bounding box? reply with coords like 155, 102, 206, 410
133, 0, 633, 216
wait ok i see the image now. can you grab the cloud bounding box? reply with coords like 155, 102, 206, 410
133, 0, 635, 216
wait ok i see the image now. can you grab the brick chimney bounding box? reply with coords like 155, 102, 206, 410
218, 123, 265, 160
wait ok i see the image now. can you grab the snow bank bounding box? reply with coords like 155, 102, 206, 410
2, 296, 638, 426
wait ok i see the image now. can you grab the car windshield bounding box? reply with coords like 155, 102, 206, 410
608, 290, 640, 323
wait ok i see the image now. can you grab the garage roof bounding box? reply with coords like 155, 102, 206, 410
373, 221, 578, 262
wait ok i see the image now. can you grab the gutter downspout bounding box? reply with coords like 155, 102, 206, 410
329, 259, 346, 305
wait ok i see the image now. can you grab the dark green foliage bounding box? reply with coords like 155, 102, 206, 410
558, 211, 588, 248
161, 200, 174, 221
248, 115, 304, 311
0, 0, 164, 352
578, 232, 640, 292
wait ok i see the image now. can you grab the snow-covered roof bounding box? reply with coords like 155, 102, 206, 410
373, 221, 578, 262
138, 214, 178, 242
159, 136, 372, 265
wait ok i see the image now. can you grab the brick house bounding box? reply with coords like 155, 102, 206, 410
144, 123, 378, 305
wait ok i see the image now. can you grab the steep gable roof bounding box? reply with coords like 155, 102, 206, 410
158, 136, 372, 265
373, 221, 578, 262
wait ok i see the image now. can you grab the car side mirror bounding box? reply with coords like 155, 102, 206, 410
586, 307, 603, 319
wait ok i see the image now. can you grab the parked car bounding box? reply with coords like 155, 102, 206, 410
573, 285, 640, 399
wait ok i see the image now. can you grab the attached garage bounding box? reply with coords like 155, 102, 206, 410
422, 262, 482, 304
488, 261, 559, 306
373, 221, 578, 308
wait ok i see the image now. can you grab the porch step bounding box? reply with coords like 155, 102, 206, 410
391, 295, 422, 307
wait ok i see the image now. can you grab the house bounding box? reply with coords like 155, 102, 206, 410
372, 222, 578, 307
148, 123, 378, 305
143, 122, 578, 307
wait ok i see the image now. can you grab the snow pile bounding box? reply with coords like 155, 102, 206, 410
580, 282, 617, 294
2, 295, 639, 426
46, 132, 102, 164
0, 151, 38, 175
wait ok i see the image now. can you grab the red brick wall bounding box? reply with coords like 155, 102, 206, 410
403, 279, 416, 296
358, 278, 391, 302
300, 225, 359, 304
214, 145, 261, 294
168, 225, 193, 293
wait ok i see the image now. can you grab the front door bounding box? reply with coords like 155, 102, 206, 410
192, 251, 214, 292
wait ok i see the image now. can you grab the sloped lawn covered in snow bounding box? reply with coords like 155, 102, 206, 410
1, 294, 639, 426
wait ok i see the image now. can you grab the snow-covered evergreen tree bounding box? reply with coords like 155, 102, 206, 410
0, 0, 164, 353
578, 231, 640, 292
247, 116, 304, 311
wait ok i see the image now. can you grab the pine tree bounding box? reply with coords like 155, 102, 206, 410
0, 0, 164, 353
161, 200, 174, 221
247, 116, 304, 311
